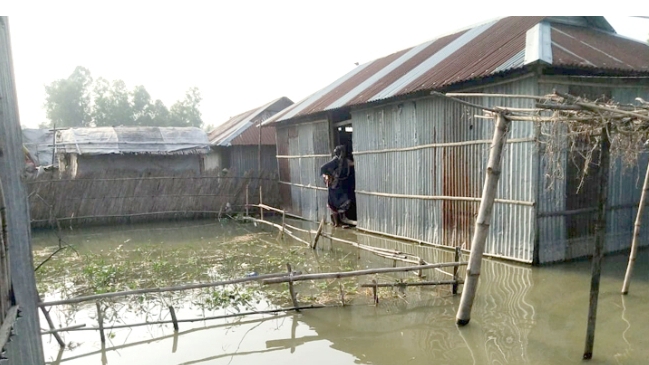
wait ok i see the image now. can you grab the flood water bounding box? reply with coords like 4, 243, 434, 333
32, 218, 649, 365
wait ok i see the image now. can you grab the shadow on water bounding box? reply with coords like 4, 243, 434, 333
33, 218, 649, 365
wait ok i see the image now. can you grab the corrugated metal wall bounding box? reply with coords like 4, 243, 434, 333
537, 80, 649, 263
352, 77, 539, 263
276, 121, 331, 221
228, 145, 277, 175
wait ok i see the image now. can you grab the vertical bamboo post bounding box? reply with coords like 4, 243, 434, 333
257, 121, 262, 172
583, 124, 611, 360
96, 302, 105, 344
245, 184, 249, 217
372, 279, 379, 305
39, 305, 65, 348
287, 263, 299, 312
621, 158, 649, 294
259, 186, 264, 221
339, 282, 345, 306
281, 210, 286, 239
453, 246, 461, 295
418, 258, 425, 278
168, 305, 179, 332
456, 113, 510, 326
311, 219, 325, 249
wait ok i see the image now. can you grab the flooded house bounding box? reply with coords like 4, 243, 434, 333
206, 97, 293, 174
55, 126, 211, 177
262, 16, 649, 264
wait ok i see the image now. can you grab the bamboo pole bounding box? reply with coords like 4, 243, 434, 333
583, 124, 611, 360
352, 137, 535, 156
311, 219, 325, 249
456, 113, 510, 326
354, 190, 534, 206
444, 92, 546, 100
39, 305, 65, 348
96, 302, 105, 344
263, 261, 465, 284
360, 280, 459, 288
40, 270, 301, 307
621, 158, 649, 294
40, 324, 85, 335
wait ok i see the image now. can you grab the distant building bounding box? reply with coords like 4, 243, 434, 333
262, 16, 649, 264
55, 126, 210, 177
205, 97, 293, 174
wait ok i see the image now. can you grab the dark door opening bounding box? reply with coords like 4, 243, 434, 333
324, 123, 356, 225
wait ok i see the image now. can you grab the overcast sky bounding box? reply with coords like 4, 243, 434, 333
4, 1, 649, 130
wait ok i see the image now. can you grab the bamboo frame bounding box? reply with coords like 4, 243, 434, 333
39, 270, 302, 307
355, 190, 534, 207
456, 113, 510, 326
278, 181, 328, 191
262, 262, 466, 284
621, 159, 649, 294
360, 280, 460, 288
444, 92, 546, 100
40, 324, 85, 335
352, 137, 535, 155
276, 154, 331, 159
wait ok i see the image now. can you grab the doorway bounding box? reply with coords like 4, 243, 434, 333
331, 122, 356, 224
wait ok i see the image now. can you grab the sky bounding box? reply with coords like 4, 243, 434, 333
4, 1, 649, 130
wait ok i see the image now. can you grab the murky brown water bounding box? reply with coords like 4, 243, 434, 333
32, 219, 649, 364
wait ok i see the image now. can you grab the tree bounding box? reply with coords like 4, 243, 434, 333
93, 79, 134, 127
168, 87, 203, 128
150, 99, 171, 126
131, 85, 153, 126
43, 66, 93, 127
43, 67, 204, 128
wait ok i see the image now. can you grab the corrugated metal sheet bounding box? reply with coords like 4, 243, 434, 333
228, 145, 277, 174
353, 77, 538, 263
208, 97, 293, 146
551, 24, 649, 71
276, 121, 331, 221
263, 16, 649, 126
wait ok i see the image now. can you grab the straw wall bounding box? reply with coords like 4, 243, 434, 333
27, 169, 279, 228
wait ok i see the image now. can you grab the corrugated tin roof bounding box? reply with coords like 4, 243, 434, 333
208, 97, 293, 146
57, 126, 210, 155
264, 16, 649, 125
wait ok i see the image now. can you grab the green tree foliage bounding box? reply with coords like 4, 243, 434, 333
43, 67, 203, 128
44, 66, 93, 127
168, 87, 203, 127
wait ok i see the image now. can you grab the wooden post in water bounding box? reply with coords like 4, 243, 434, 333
583, 124, 611, 360
39, 306, 64, 348
245, 184, 249, 217
286, 263, 299, 312
453, 246, 461, 295
456, 113, 510, 326
259, 186, 264, 220
311, 219, 325, 249
621, 158, 649, 294
168, 306, 179, 332
96, 302, 105, 344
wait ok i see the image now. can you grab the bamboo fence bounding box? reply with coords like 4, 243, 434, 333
27, 169, 280, 228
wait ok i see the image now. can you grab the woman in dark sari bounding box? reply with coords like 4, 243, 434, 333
320, 145, 356, 227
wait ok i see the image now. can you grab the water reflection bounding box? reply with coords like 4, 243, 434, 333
33, 219, 649, 364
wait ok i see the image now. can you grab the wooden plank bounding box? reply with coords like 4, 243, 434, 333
0, 306, 18, 352
0, 16, 45, 365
